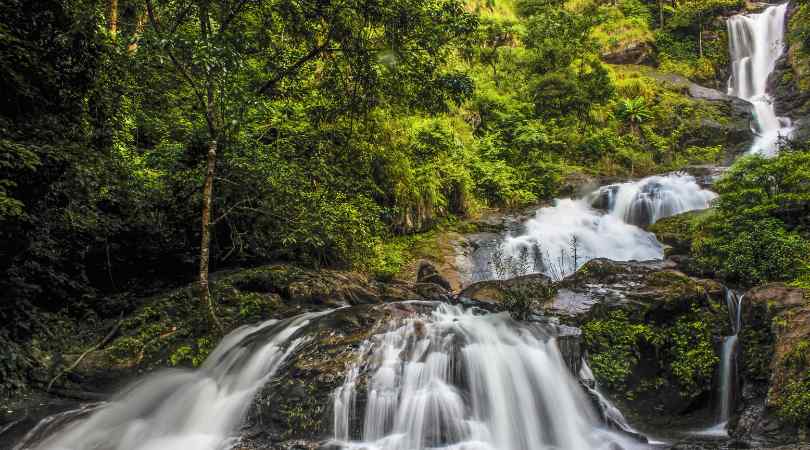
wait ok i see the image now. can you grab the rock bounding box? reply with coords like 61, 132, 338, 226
458, 273, 553, 305
601, 42, 653, 65
557, 259, 729, 430
241, 304, 387, 447
642, 69, 755, 160
733, 284, 810, 446
768, 3, 810, 144
416, 261, 452, 291
553, 258, 724, 323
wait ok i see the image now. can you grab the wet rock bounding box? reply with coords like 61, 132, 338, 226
458, 273, 554, 305
241, 305, 388, 447
769, 3, 810, 144
552, 258, 724, 322
417, 261, 452, 291
555, 259, 729, 430
733, 284, 810, 446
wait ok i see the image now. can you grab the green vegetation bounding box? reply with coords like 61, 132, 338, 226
583, 306, 720, 401
654, 146, 810, 287
3, 0, 808, 400
583, 310, 659, 394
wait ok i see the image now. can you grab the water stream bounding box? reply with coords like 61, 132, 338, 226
331, 303, 646, 450
467, 173, 716, 282
727, 3, 792, 156
13, 312, 331, 450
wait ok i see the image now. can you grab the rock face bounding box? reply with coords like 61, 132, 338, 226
240, 304, 390, 449
601, 42, 654, 65
555, 259, 729, 430
770, 3, 810, 143
734, 284, 810, 446
643, 69, 755, 161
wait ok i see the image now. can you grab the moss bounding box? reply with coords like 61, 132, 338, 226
666, 315, 720, 399
740, 326, 775, 382
776, 376, 810, 427
582, 310, 661, 396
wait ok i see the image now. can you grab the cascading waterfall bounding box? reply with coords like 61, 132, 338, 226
14, 311, 330, 450
727, 3, 792, 156
331, 303, 647, 450
718, 290, 744, 427
481, 173, 714, 281
579, 361, 639, 438
597, 174, 718, 228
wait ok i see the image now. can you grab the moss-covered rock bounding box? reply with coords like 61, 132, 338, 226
771, 3, 810, 142
556, 258, 729, 429
734, 284, 810, 444
41, 264, 446, 397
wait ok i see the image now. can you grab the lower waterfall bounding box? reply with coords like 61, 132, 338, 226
13, 312, 330, 450
330, 303, 646, 450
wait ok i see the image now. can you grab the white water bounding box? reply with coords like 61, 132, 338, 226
331, 304, 647, 450
15, 312, 329, 450
599, 174, 717, 227
579, 361, 639, 437
718, 290, 744, 426
487, 174, 714, 280
727, 3, 792, 156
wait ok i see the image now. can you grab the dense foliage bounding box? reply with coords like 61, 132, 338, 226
659, 146, 810, 287
2, 0, 808, 399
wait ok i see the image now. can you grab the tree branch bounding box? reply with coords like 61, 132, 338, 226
258, 35, 334, 95
145, 0, 209, 126
218, 0, 251, 34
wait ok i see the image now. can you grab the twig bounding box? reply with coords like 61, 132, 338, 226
47, 315, 123, 392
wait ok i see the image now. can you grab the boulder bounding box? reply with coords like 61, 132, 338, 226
733, 284, 810, 446
416, 261, 452, 291
601, 42, 653, 65
458, 273, 553, 305
558, 259, 729, 430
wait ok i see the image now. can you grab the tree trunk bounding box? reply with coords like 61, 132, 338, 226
198, 138, 221, 331
107, 0, 118, 36
658, 0, 664, 28
699, 26, 703, 58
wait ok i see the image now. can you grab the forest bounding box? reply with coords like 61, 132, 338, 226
1, 0, 810, 449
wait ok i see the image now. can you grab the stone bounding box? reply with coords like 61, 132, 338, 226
416, 261, 452, 291
601, 42, 653, 65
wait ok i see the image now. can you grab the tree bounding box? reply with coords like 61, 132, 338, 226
139, 0, 476, 329
668, 0, 743, 57
615, 97, 652, 134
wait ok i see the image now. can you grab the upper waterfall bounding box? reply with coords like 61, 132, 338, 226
727, 3, 792, 156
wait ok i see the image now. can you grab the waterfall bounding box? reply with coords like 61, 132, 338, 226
727, 3, 792, 156
579, 361, 639, 437
600, 174, 718, 228
697, 289, 744, 437
476, 173, 715, 281
718, 289, 744, 426
331, 303, 647, 450
14, 311, 330, 450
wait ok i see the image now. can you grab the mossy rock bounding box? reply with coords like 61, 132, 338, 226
47, 264, 443, 395
734, 284, 810, 442
556, 259, 729, 429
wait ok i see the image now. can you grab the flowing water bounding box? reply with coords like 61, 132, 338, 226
10, 6, 794, 450
13, 311, 330, 450
727, 3, 792, 156
331, 303, 646, 450
468, 173, 715, 281
717, 290, 744, 431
